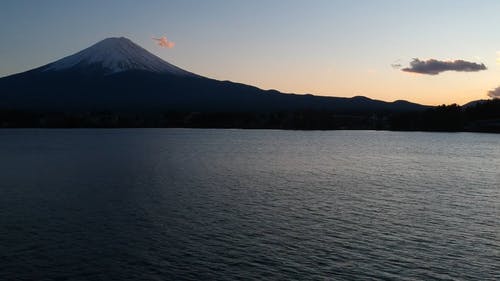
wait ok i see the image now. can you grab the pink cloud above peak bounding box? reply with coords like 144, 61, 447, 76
153, 36, 175, 48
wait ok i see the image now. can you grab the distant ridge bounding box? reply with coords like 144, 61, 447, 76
462, 99, 490, 108
0, 37, 427, 114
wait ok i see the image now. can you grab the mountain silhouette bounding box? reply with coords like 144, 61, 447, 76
0, 37, 426, 114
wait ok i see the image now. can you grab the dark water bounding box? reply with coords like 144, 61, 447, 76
0, 129, 499, 280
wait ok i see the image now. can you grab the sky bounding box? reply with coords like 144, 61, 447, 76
1, 0, 500, 105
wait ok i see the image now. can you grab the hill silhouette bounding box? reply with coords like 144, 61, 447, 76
0, 37, 498, 132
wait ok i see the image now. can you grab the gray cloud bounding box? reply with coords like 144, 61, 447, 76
391, 63, 402, 69
391, 59, 402, 69
402, 58, 487, 75
487, 86, 500, 99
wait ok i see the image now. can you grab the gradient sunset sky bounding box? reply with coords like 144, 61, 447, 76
1, 0, 500, 105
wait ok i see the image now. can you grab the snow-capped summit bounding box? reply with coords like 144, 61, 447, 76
43, 37, 194, 76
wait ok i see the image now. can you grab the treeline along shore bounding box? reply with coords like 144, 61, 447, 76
1, 99, 499, 133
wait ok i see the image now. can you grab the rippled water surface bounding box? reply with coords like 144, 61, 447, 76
0, 129, 499, 280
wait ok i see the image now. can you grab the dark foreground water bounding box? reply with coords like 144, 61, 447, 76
0, 129, 499, 280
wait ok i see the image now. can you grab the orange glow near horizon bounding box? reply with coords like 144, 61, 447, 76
188, 58, 500, 106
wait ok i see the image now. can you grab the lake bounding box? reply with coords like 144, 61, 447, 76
0, 129, 499, 280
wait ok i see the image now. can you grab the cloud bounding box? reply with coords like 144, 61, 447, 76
487, 86, 500, 99
153, 36, 175, 48
391, 59, 402, 69
402, 58, 487, 75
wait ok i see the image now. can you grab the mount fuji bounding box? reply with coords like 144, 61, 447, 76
0, 37, 425, 114
41, 37, 195, 76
